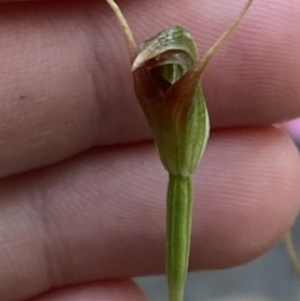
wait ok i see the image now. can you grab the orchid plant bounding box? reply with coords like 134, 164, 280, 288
105, 1, 254, 300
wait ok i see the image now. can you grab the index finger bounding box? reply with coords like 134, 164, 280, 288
0, 0, 299, 177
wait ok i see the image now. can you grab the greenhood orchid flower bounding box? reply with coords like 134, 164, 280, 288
105, 1, 254, 301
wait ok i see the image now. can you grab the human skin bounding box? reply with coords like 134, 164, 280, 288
0, 0, 300, 300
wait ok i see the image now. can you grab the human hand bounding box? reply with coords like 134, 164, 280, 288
1, 0, 300, 300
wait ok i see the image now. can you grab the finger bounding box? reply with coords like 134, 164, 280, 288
1, 0, 300, 177
0, 127, 299, 301
29, 279, 146, 301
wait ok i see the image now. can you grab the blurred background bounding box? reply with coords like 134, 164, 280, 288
135, 120, 300, 301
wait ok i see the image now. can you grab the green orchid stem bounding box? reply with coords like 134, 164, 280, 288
167, 174, 193, 301
285, 231, 300, 277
